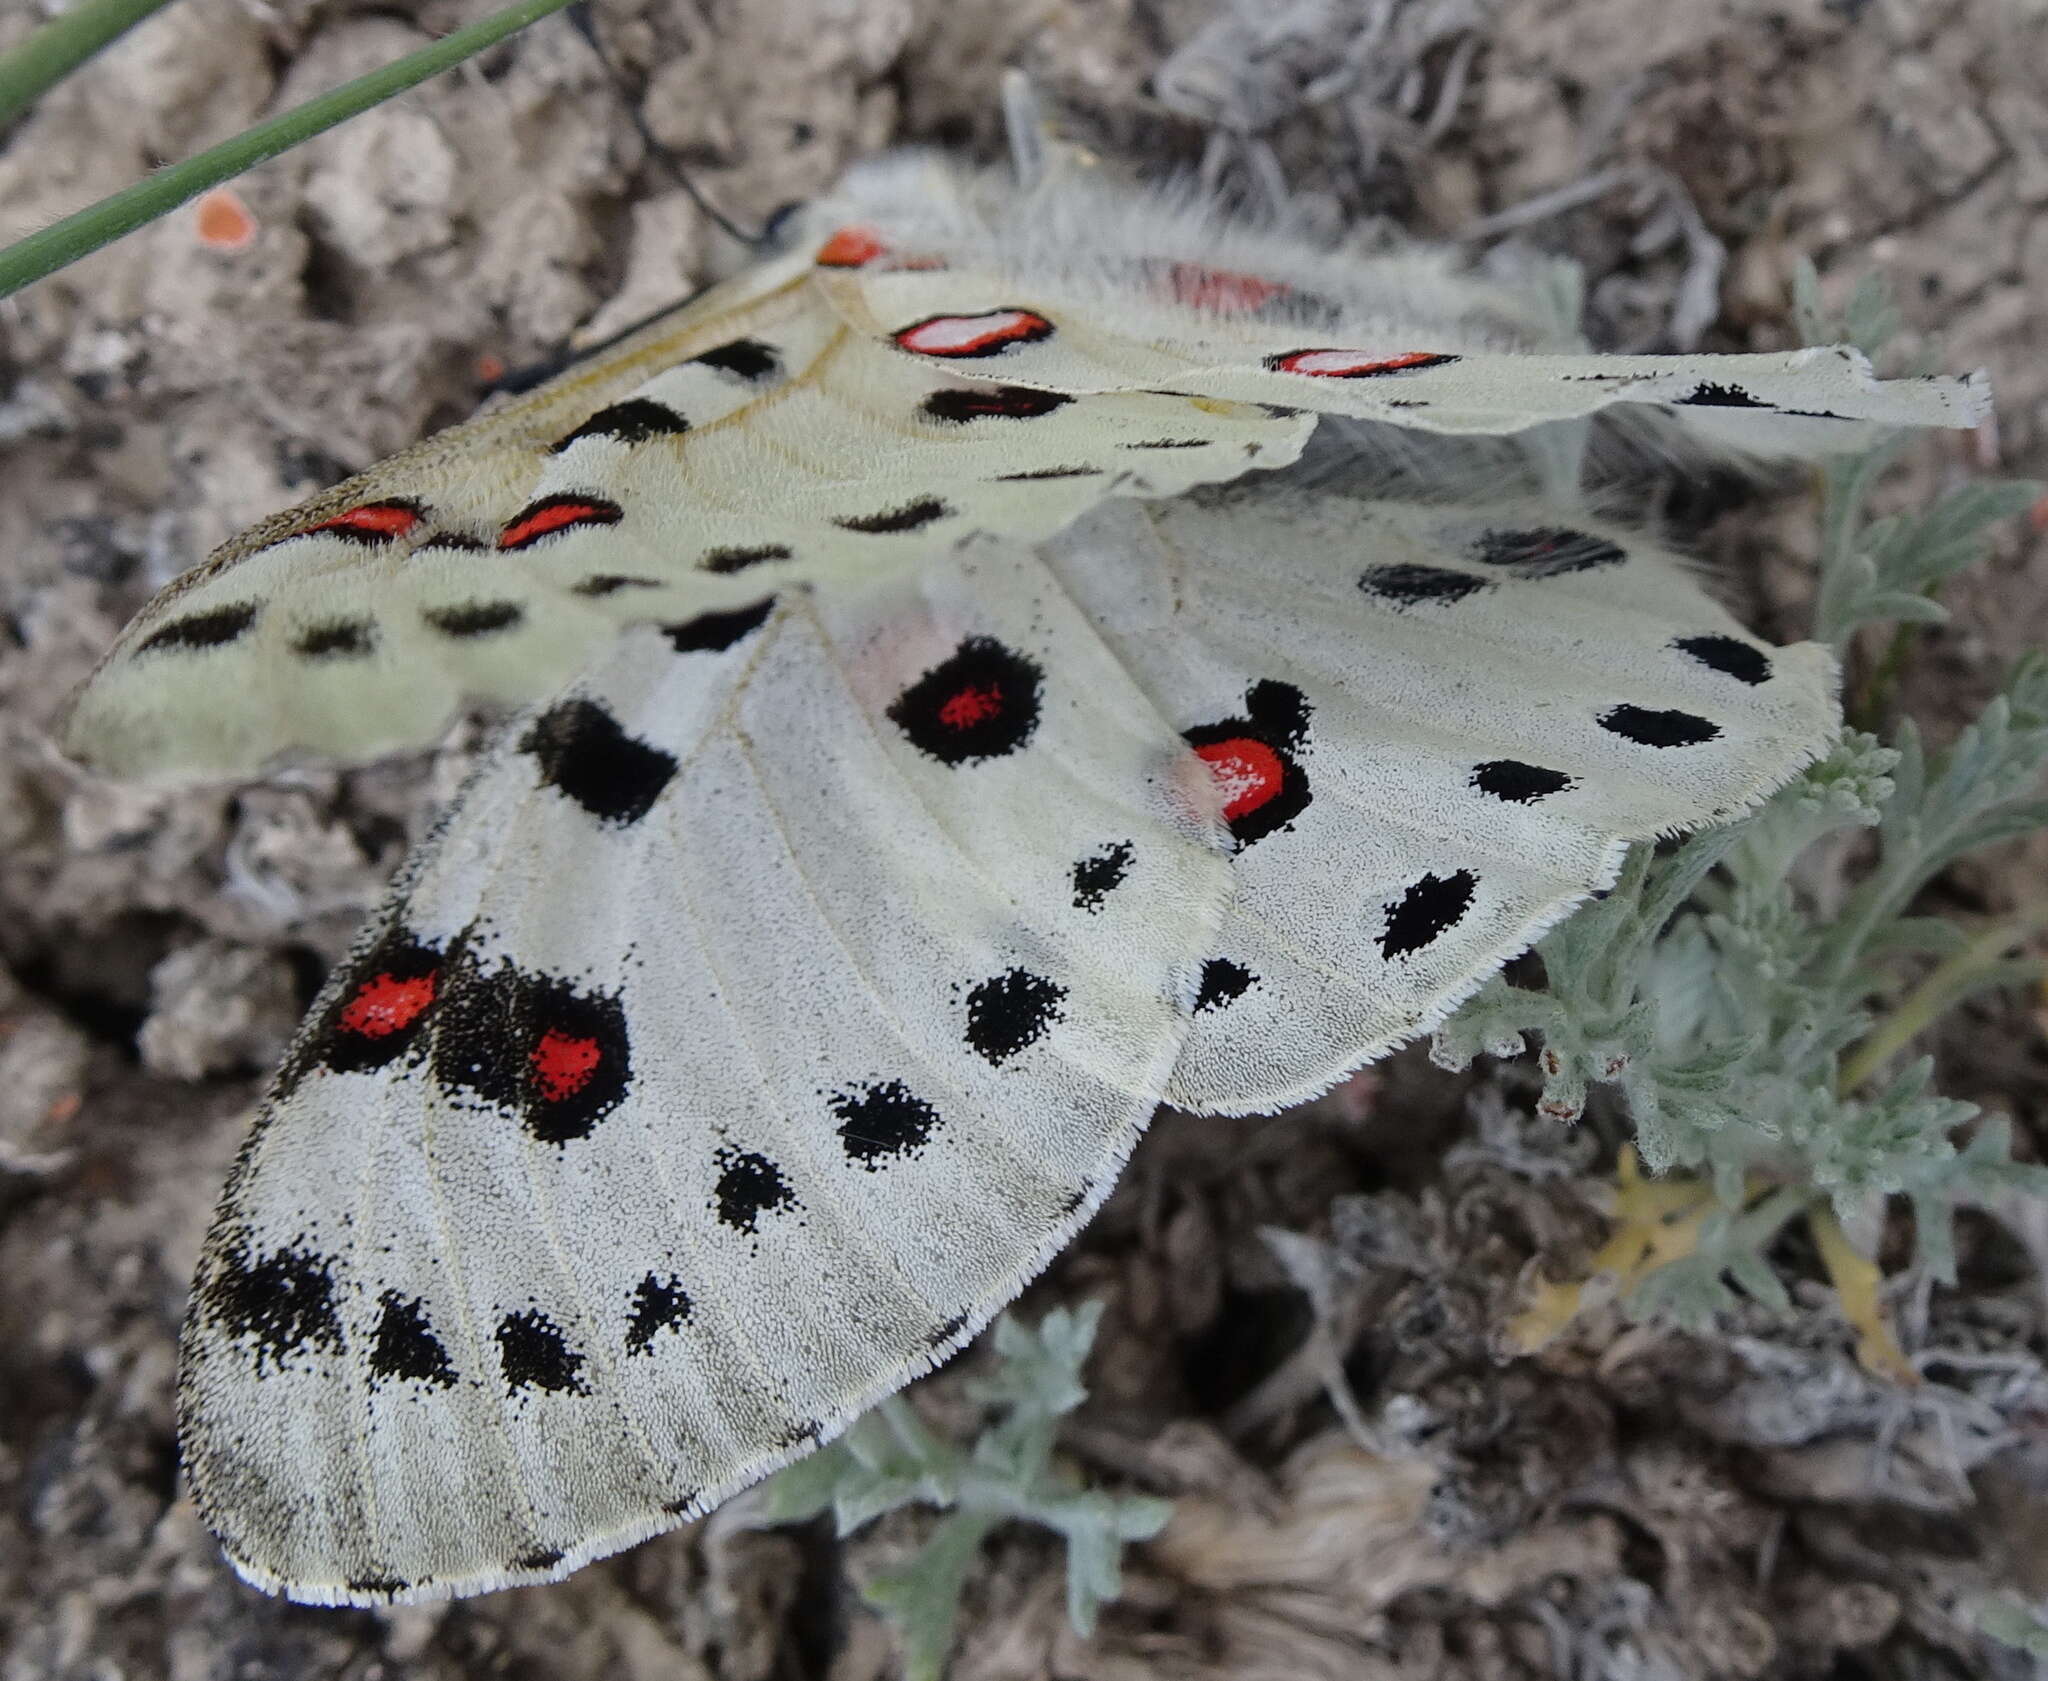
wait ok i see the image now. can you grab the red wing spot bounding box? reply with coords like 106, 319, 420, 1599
338, 970, 438, 1038
1267, 349, 1460, 379
937, 684, 1004, 731
894, 310, 1054, 359
306, 501, 425, 544
498, 496, 624, 551
816, 225, 888, 267
531, 1029, 602, 1103
1193, 738, 1286, 821
1167, 262, 1290, 312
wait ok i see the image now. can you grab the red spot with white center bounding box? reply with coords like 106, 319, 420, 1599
938, 683, 1004, 731
1267, 349, 1459, 379
816, 225, 889, 268
894, 310, 1054, 359
532, 1029, 602, 1103
498, 496, 623, 551
338, 969, 437, 1038
1167, 262, 1290, 312
307, 501, 423, 544
1194, 737, 1285, 821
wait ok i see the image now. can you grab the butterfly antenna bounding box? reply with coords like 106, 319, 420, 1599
568, 1, 775, 250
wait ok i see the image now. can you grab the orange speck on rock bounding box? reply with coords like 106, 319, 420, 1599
195, 188, 257, 251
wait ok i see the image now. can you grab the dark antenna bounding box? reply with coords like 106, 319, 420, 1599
566, 2, 777, 251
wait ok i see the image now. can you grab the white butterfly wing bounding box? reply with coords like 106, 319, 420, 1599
1040, 489, 1837, 1114
178, 549, 1230, 1603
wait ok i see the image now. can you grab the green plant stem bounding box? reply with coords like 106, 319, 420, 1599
0, 0, 175, 128
0, 0, 576, 300
1838, 902, 2048, 1091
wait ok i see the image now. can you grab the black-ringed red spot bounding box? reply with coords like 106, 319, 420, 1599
339, 967, 437, 1040
498, 495, 623, 551
304, 500, 425, 545
1191, 738, 1286, 824
1265, 349, 1459, 378
1183, 680, 1312, 847
888, 637, 1043, 765
894, 310, 1054, 359
279, 930, 444, 1093
531, 1028, 602, 1103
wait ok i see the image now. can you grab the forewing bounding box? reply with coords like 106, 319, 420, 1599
177, 548, 1230, 1603
1039, 489, 1838, 1114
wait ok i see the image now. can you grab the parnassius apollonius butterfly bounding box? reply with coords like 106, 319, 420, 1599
61, 111, 1988, 1606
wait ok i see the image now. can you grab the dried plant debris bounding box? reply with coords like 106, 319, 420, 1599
5, 1, 2048, 1679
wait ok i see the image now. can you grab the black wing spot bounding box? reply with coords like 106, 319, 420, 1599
664, 597, 776, 653
202, 1235, 345, 1370
831, 1079, 943, 1168
1360, 564, 1491, 608
833, 497, 952, 535
1599, 704, 1723, 748
423, 600, 525, 638
513, 1545, 566, 1571
137, 602, 259, 654
927, 1311, 970, 1348
713, 1148, 799, 1234
521, 697, 678, 824
1675, 382, 1769, 408
964, 968, 1066, 1065
921, 386, 1072, 423
1672, 634, 1772, 686
1120, 437, 1210, 451
1470, 760, 1575, 804
1380, 869, 1478, 961
1472, 527, 1627, 579
292, 618, 376, 659
701, 544, 792, 574
574, 574, 665, 598
692, 338, 782, 381
368, 1291, 458, 1389
549, 397, 690, 452
496, 1309, 588, 1395
347, 1573, 411, 1597
888, 636, 1043, 764
1193, 958, 1254, 1013
623, 1273, 693, 1354
995, 465, 1103, 481
1072, 840, 1134, 911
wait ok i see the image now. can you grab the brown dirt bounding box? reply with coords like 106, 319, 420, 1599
3, 2, 2047, 1678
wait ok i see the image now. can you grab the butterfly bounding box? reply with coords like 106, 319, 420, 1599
60, 136, 1988, 1605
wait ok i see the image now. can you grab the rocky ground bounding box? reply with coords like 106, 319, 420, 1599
3, 1, 2047, 1677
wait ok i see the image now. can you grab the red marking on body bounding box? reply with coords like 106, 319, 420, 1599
309, 502, 423, 542
1268, 349, 1458, 378
338, 970, 437, 1038
894, 310, 1054, 358
531, 1030, 602, 1102
1194, 738, 1285, 821
475, 351, 508, 383
816, 226, 889, 268
498, 498, 621, 551
1167, 262, 1290, 312
938, 684, 1004, 730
